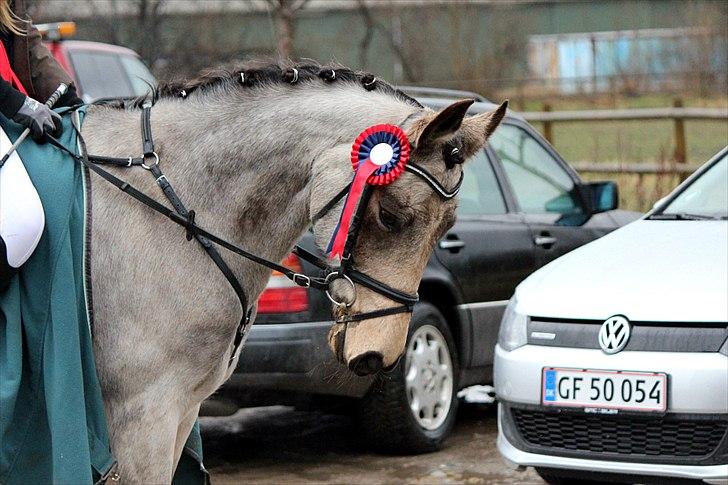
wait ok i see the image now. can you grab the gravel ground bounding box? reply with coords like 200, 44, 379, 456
200, 402, 543, 484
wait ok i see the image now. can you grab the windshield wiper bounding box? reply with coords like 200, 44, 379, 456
649, 212, 721, 221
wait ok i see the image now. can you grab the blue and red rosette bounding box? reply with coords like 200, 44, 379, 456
326, 124, 410, 258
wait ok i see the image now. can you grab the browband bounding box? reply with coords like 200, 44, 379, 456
405, 162, 463, 199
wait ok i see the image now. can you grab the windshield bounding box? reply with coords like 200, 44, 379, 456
658, 152, 727, 220
69, 50, 156, 101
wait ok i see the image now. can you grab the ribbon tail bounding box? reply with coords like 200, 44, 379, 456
327, 159, 377, 259
326, 187, 354, 255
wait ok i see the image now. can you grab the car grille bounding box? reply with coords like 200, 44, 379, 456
527, 318, 728, 352
511, 408, 728, 459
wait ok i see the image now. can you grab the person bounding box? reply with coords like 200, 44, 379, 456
0, 0, 81, 291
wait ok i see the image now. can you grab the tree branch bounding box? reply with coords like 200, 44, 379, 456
291, 0, 311, 12
355, 0, 418, 82
85, 0, 122, 45
356, 0, 375, 67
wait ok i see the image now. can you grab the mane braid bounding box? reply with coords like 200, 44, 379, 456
145, 61, 422, 109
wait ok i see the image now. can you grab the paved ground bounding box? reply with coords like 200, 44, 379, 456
201, 402, 543, 484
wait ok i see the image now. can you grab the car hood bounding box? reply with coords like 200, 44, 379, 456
516, 219, 728, 323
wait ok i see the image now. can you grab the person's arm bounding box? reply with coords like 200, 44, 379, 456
0, 77, 61, 139
0, 78, 26, 119
24, 22, 81, 107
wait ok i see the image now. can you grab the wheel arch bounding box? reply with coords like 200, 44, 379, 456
418, 274, 471, 371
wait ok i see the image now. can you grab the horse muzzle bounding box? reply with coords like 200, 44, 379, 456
328, 322, 385, 376
348, 351, 384, 376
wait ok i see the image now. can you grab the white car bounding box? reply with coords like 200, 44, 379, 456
495, 147, 728, 484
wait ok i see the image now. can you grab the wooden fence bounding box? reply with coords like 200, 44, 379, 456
521, 102, 728, 164
570, 162, 696, 175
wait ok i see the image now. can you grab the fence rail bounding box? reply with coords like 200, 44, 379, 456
520, 107, 728, 122
572, 162, 696, 175
520, 101, 728, 164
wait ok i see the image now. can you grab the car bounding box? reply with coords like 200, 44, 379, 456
38, 21, 156, 102
208, 90, 642, 453
495, 147, 728, 484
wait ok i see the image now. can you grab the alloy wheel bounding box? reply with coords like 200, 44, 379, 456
404, 324, 454, 430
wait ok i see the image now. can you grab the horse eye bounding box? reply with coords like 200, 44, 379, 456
378, 206, 400, 232
443, 144, 464, 168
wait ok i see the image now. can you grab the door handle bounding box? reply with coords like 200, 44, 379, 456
534, 235, 557, 248
439, 236, 465, 252
439, 240, 465, 250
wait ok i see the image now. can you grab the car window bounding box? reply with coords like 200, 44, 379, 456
490, 124, 582, 215
119, 55, 156, 96
662, 152, 727, 218
68, 50, 135, 100
457, 150, 507, 216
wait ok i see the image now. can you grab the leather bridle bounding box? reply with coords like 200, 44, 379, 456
299, 163, 463, 322
47, 105, 463, 365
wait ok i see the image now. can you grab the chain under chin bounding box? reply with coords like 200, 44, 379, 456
333, 304, 348, 321
327, 322, 347, 364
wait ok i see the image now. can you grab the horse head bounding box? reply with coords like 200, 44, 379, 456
311, 98, 508, 375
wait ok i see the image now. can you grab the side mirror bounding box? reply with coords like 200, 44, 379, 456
585, 181, 618, 214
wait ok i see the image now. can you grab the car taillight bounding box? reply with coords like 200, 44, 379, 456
257, 253, 309, 314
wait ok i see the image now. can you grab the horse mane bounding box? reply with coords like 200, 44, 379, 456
121, 60, 422, 110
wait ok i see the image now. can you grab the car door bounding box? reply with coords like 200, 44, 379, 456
434, 148, 536, 368
487, 122, 605, 267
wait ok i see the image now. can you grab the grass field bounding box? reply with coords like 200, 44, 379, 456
519, 94, 728, 211
532, 119, 727, 166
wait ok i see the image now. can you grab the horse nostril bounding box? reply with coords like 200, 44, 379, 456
349, 351, 384, 376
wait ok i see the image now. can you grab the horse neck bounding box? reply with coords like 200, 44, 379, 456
83, 86, 416, 293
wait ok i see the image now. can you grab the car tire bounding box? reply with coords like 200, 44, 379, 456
357, 302, 459, 454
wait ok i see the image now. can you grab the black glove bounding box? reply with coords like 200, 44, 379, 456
12, 96, 62, 141
59, 85, 83, 108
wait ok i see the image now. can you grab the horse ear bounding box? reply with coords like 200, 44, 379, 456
416, 99, 474, 148
482, 99, 508, 139
456, 100, 509, 160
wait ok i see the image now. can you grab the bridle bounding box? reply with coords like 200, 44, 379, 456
47, 105, 463, 365
299, 160, 463, 323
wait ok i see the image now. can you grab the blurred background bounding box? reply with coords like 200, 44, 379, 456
28, 0, 728, 211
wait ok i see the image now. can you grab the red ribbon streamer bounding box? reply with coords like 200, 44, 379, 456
327, 157, 380, 259
327, 124, 410, 259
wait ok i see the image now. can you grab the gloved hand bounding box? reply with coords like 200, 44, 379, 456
12, 96, 62, 141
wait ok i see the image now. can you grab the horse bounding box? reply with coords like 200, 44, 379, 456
80, 61, 506, 482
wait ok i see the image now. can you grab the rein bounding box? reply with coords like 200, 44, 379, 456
46, 106, 462, 365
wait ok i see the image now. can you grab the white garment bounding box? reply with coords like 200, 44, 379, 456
0, 127, 45, 268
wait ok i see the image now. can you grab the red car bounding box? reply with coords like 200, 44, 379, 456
38, 21, 156, 102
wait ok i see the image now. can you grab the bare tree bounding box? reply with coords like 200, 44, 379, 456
355, 0, 418, 83
84, 0, 166, 68
264, 0, 310, 60
135, 0, 166, 67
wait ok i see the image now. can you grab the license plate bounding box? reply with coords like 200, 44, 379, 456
542, 368, 667, 412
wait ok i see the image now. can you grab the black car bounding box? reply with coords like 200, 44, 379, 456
209, 89, 641, 453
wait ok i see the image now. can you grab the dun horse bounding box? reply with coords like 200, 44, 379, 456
81, 62, 506, 481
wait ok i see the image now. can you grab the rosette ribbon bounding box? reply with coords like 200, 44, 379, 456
326, 124, 410, 259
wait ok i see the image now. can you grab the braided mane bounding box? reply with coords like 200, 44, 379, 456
132, 60, 422, 109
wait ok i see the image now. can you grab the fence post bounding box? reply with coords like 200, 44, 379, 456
673, 98, 686, 164
543, 103, 553, 144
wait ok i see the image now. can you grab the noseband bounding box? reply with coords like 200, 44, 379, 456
46, 106, 462, 364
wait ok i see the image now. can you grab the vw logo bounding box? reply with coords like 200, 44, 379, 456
599, 315, 631, 354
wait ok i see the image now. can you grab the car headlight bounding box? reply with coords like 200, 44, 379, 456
720, 337, 728, 356
498, 296, 529, 351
